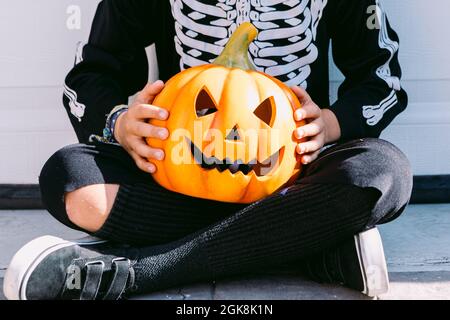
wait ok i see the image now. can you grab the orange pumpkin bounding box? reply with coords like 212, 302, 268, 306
147, 22, 304, 203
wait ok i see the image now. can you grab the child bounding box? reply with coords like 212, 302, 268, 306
4, 0, 412, 300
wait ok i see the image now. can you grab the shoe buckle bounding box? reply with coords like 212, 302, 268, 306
84, 260, 106, 268
112, 257, 129, 263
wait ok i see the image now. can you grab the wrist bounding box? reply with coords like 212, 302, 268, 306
103, 104, 129, 144
113, 111, 127, 143
322, 109, 341, 144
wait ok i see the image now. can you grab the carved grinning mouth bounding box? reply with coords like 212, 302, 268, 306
187, 138, 284, 177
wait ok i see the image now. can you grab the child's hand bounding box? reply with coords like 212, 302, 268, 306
291, 86, 341, 164
114, 80, 169, 173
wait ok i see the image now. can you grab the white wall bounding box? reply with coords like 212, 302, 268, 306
0, 1, 100, 183
382, 1, 450, 175
330, 1, 450, 175
0, 0, 449, 184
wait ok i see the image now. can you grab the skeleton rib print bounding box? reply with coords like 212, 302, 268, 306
171, 0, 328, 88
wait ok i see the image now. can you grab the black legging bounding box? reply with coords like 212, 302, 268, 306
39, 138, 412, 292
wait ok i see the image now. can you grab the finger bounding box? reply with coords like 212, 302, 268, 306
133, 140, 165, 160
290, 86, 312, 106
130, 122, 169, 139
132, 103, 169, 120
301, 150, 321, 165
294, 102, 321, 121
135, 80, 165, 103
130, 151, 156, 173
296, 139, 323, 155
294, 121, 323, 139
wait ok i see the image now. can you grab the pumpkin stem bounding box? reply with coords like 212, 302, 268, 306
213, 22, 258, 70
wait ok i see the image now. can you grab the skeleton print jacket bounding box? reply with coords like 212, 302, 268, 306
64, 0, 407, 143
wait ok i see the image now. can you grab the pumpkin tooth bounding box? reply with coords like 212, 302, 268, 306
201, 157, 217, 169
202, 154, 219, 169
239, 164, 252, 175
217, 164, 229, 172
229, 162, 240, 174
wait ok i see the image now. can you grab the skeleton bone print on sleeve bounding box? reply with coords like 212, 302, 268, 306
362, 0, 401, 126
171, 0, 328, 88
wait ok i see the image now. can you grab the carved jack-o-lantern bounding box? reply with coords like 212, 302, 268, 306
147, 23, 304, 203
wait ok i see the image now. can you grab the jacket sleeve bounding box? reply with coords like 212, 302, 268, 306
63, 0, 156, 143
326, 0, 408, 140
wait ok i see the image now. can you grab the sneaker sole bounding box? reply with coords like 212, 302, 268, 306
3, 235, 107, 300
354, 228, 390, 297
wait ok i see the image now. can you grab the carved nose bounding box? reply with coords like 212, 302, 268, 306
225, 125, 242, 141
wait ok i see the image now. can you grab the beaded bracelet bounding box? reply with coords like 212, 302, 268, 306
102, 104, 129, 144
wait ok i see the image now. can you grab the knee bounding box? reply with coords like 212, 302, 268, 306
373, 139, 412, 195
39, 145, 77, 223
39, 144, 84, 204
65, 184, 119, 232
39, 146, 67, 201
39, 144, 119, 232
365, 139, 413, 220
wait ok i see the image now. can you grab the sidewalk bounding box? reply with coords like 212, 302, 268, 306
1, 204, 449, 300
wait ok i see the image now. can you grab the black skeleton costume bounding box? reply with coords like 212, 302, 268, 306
20, 0, 412, 300
64, 0, 407, 143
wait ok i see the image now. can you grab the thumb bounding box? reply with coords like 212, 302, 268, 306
136, 80, 165, 103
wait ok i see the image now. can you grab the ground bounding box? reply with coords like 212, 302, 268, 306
1, 204, 449, 300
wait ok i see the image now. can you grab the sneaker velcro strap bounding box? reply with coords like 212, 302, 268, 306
80, 261, 105, 300
102, 258, 131, 300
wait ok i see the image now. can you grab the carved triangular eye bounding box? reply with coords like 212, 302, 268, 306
196, 87, 218, 117
254, 96, 275, 127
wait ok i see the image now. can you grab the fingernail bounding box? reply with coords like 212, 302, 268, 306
302, 157, 309, 165
148, 165, 155, 173
159, 129, 168, 139
159, 110, 168, 119
298, 146, 305, 154
295, 110, 303, 120
155, 151, 164, 160
296, 129, 304, 139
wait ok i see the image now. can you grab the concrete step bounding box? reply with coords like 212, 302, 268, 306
1, 204, 449, 300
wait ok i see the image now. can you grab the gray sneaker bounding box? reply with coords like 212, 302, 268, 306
304, 227, 390, 297
3, 235, 135, 300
